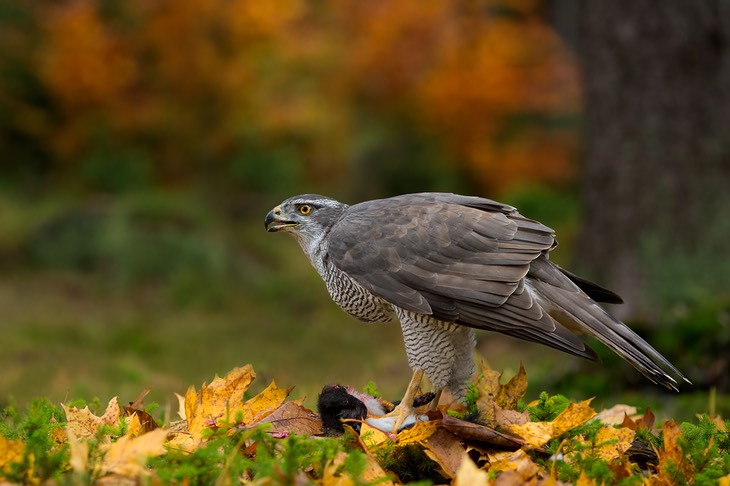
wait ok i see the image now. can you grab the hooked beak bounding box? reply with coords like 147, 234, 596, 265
264, 207, 298, 232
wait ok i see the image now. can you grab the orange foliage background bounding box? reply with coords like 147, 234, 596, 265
3, 0, 579, 194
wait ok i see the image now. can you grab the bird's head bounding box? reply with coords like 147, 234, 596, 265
265, 194, 348, 249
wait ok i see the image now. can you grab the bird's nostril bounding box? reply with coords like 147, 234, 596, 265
274, 208, 281, 216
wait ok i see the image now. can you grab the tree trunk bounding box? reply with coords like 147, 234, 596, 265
575, 0, 730, 317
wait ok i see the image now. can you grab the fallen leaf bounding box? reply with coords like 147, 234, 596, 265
488, 449, 542, 481
322, 449, 394, 486
230, 380, 292, 427
174, 393, 186, 421
453, 456, 489, 486
593, 426, 635, 462
621, 407, 655, 431
596, 404, 637, 426
503, 421, 554, 449
474, 361, 528, 426
496, 362, 528, 410
0, 435, 24, 473
576, 470, 597, 485
256, 400, 322, 436
66, 429, 89, 474
441, 414, 524, 448
184, 365, 256, 445
506, 399, 596, 449
658, 419, 682, 465
422, 428, 467, 478
99, 428, 167, 477
121, 406, 158, 434
495, 404, 530, 428
567, 426, 636, 464
359, 422, 390, 449
63, 397, 121, 441
551, 399, 596, 437
395, 420, 438, 446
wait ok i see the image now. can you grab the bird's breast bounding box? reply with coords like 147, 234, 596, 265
322, 266, 394, 323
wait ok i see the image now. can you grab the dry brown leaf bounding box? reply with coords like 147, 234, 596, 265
63, 397, 121, 441
257, 400, 322, 436
595, 404, 637, 426
441, 414, 524, 448
422, 428, 467, 479
453, 456, 489, 486
121, 406, 158, 434
474, 361, 528, 427
497, 362, 528, 410
495, 403, 530, 428
99, 428, 167, 477
621, 407, 655, 431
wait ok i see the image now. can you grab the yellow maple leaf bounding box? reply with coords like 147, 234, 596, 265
358, 422, 390, 449
566, 425, 635, 464
99, 428, 167, 477
62, 397, 121, 441
184, 365, 256, 444
506, 399, 596, 448
0, 435, 25, 473
395, 420, 439, 446
551, 399, 596, 437
593, 426, 635, 462
227, 380, 292, 427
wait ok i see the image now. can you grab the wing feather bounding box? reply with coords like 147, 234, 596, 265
325, 192, 686, 389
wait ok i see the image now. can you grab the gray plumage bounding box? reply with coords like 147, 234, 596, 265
265, 192, 688, 400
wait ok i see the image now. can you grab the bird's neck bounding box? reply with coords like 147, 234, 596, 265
296, 232, 329, 276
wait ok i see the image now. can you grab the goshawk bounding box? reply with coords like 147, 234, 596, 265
265, 193, 687, 429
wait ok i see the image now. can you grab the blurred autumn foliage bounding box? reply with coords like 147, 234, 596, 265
0, 0, 579, 195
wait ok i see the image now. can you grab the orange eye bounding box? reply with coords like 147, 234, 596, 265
298, 205, 312, 215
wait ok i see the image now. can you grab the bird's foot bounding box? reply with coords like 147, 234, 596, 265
381, 402, 417, 434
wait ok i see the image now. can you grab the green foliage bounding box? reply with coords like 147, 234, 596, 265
0, 398, 68, 483
673, 415, 730, 485
363, 381, 381, 399
527, 392, 571, 422
152, 425, 374, 485
374, 442, 443, 484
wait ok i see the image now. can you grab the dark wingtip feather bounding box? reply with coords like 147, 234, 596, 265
557, 266, 624, 304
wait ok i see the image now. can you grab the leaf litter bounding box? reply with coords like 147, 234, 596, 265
0, 362, 727, 485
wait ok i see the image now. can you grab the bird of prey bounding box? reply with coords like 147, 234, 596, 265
265, 193, 688, 430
